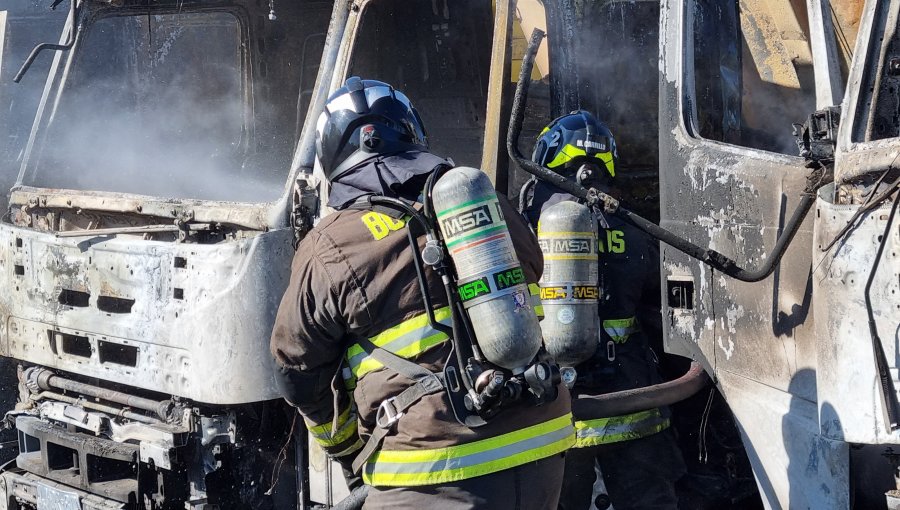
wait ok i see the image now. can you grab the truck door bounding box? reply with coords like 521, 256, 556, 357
660, 0, 850, 507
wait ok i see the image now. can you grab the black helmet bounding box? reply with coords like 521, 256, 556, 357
531, 110, 618, 178
315, 77, 428, 182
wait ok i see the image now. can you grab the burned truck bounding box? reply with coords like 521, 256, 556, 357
0, 0, 334, 507
2, 0, 900, 509
519, 0, 900, 508
0, 0, 498, 507
658, 1, 900, 508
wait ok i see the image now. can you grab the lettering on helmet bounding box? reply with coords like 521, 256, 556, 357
538, 238, 593, 254
361, 212, 406, 241
548, 131, 561, 148
577, 139, 608, 151
459, 277, 491, 302
493, 267, 525, 291
441, 205, 493, 237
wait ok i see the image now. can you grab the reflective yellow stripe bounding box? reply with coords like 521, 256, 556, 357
573, 408, 669, 448
305, 405, 359, 448
528, 283, 544, 318
345, 307, 453, 381
546, 143, 616, 177
603, 316, 638, 344
363, 413, 576, 486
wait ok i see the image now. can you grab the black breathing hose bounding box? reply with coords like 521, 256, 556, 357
507, 29, 820, 283
365, 196, 451, 336
329, 485, 370, 510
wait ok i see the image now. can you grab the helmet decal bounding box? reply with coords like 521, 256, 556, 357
531, 110, 618, 179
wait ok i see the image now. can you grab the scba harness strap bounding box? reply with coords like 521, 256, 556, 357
350, 336, 447, 474
347, 194, 465, 476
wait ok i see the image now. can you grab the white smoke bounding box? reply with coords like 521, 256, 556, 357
20, 11, 291, 203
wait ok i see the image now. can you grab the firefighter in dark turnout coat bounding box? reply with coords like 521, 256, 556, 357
522, 111, 685, 510
271, 78, 574, 509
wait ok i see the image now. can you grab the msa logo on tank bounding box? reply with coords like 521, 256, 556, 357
540, 285, 599, 301
439, 201, 505, 238
458, 267, 526, 302
538, 238, 594, 255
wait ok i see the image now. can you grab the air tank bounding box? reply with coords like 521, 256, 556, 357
432, 166, 542, 371
537, 200, 599, 366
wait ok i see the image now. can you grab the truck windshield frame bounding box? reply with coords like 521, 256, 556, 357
16, 0, 329, 206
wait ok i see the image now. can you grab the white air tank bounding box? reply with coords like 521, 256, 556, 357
537, 200, 599, 365
433, 167, 542, 371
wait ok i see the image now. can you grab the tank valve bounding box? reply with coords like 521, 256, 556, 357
560, 366, 578, 389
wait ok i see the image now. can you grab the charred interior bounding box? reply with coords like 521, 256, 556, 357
346, 0, 493, 168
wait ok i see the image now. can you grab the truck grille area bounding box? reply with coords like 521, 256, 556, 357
15, 417, 138, 504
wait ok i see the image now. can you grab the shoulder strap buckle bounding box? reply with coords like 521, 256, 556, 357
376, 397, 403, 429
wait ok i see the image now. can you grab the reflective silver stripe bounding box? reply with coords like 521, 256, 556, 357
365, 424, 574, 476
346, 316, 452, 373
574, 408, 669, 447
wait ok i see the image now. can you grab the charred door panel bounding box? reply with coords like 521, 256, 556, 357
661, 1, 845, 506
662, 0, 820, 399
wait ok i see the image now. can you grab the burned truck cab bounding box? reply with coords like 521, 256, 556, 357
0, 0, 332, 507
0, 0, 508, 506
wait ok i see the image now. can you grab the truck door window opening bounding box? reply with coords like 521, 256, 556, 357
691, 0, 823, 155
346, 0, 493, 169
851, 1, 900, 142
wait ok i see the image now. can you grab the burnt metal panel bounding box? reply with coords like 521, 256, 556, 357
0, 223, 293, 404
16, 416, 138, 503
661, 0, 818, 401
813, 188, 900, 443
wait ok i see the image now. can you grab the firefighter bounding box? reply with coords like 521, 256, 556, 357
522, 111, 686, 510
270, 77, 574, 509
